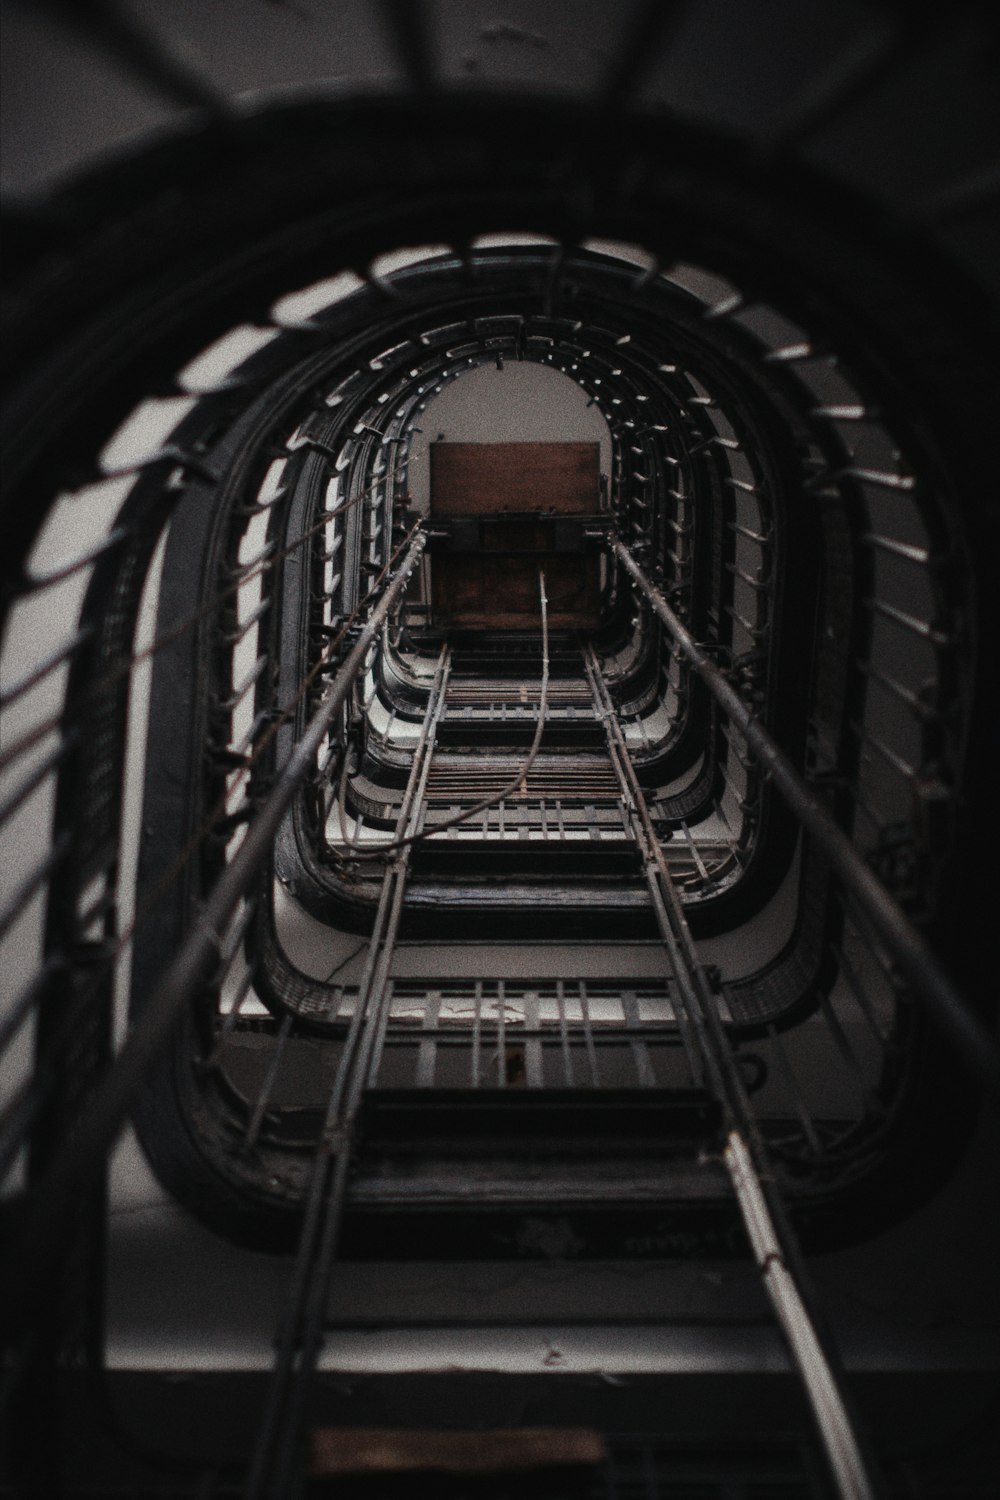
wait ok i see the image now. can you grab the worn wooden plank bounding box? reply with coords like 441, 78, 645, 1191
430, 441, 600, 515
429, 442, 602, 627
310, 1427, 607, 1475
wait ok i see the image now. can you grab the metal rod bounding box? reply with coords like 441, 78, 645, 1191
496, 980, 507, 1088
30, 0, 230, 114
377, 0, 436, 93
556, 979, 572, 1086
243, 1014, 294, 1150
765, 14, 902, 153
0, 626, 92, 709
764, 1023, 824, 1156
0, 730, 78, 824
725, 1130, 875, 1500
587, 648, 721, 1097
471, 980, 483, 1087
9, 534, 426, 1281
366, 572, 549, 854
613, 538, 1000, 1106
587, 645, 880, 1489
0, 958, 64, 1059
0, 832, 72, 944
579, 980, 599, 1087
20, 526, 129, 592
601, 1, 694, 111
247, 640, 447, 1498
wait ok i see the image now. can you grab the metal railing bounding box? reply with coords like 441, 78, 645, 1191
613, 538, 1000, 1109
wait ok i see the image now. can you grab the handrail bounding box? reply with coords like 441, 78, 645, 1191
9, 532, 427, 1292
613, 537, 1000, 1107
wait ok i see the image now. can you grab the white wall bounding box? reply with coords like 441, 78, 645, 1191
406, 360, 611, 511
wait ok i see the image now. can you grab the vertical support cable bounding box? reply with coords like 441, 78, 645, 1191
9, 533, 427, 1299
725, 1130, 874, 1500
612, 537, 1000, 1107
586, 642, 876, 1500
247, 643, 450, 1500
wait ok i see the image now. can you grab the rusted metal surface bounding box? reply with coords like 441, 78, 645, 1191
309, 1426, 607, 1475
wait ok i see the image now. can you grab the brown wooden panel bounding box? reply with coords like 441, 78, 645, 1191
433, 552, 600, 629
310, 1427, 606, 1476
430, 441, 600, 515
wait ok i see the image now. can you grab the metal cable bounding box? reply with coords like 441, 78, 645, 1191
614, 537, 1000, 1109
351, 571, 549, 857
8, 533, 428, 1296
